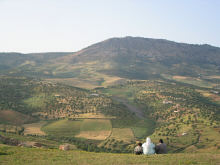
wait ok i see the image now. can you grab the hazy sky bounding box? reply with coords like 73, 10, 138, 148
0, 0, 220, 53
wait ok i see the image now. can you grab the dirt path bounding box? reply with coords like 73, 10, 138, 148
112, 96, 145, 119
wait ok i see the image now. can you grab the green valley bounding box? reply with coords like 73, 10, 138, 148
0, 37, 220, 164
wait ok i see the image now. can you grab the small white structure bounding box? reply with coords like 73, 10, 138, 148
182, 132, 187, 136
90, 93, 99, 96
163, 100, 173, 104
211, 91, 219, 94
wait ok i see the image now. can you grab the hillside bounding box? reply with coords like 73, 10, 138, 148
0, 37, 220, 158
0, 76, 136, 122
0, 77, 219, 153
61, 37, 220, 79
0, 77, 149, 153
100, 80, 220, 153
1, 37, 220, 88
0, 144, 219, 165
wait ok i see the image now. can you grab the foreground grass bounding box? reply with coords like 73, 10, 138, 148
0, 145, 219, 165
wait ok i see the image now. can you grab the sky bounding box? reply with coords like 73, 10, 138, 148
0, 0, 220, 53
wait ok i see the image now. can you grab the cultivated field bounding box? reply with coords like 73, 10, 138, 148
197, 90, 220, 103
75, 119, 112, 140
72, 113, 115, 119
172, 75, 215, 88
161, 74, 217, 88
80, 119, 112, 132
110, 128, 135, 143
46, 68, 125, 89
41, 119, 83, 137
75, 131, 111, 140
41, 119, 113, 140
23, 121, 46, 136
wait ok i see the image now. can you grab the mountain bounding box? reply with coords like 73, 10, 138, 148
0, 37, 220, 155
60, 37, 220, 79
0, 37, 220, 87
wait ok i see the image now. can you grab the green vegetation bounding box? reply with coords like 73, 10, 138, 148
0, 37, 220, 163
0, 77, 142, 153
23, 121, 46, 136
1, 37, 220, 88
76, 119, 112, 140
0, 76, 219, 154
0, 132, 60, 149
162, 74, 216, 88
0, 144, 219, 165
23, 94, 48, 109
80, 119, 111, 132
42, 119, 83, 137
132, 119, 155, 139
101, 80, 220, 153
0, 76, 131, 121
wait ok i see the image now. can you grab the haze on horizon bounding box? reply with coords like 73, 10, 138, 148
0, 0, 220, 53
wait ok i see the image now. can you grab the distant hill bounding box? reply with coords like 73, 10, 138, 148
60, 37, 220, 79
0, 37, 220, 85
0, 52, 73, 69
0, 52, 74, 77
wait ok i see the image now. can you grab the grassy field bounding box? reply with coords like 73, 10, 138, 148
197, 90, 220, 103
71, 113, 115, 119
41, 119, 113, 140
0, 144, 219, 165
46, 68, 126, 89
41, 119, 83, 137
23, 121, 47, 136
80, 119, 112, 132
162, 74, 216, 88
132, 119, 155, 139
109, 128, 135, 143
100, 86, 156, 139
101, 87, 138, 102
196, 125, 220, 152
23, 93, 47, 109
76, 119, 112, 140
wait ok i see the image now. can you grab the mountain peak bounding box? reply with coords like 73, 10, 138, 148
1, 37, 220, 80
56, 36, 220, 79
